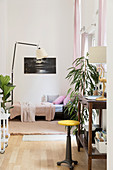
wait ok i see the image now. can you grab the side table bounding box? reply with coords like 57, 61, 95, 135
77, 95, 107, 170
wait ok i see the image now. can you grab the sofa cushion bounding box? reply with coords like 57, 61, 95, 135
55, 104, 64, 112
47, 95, 59, 103
53, 96, 66, 104
63, 94, 70, 106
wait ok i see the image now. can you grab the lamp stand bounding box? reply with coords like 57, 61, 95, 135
11, 42, 38, 105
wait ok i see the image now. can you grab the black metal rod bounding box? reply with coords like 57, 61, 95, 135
17, 42, 38, 47
66, 126, 72, 161
11, 72, 13, 105
11, 41, 38, 105
12, 43, 17, 72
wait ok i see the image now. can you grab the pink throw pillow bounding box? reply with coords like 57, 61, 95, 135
53, 96, 66, 104
63, 95, 70, 106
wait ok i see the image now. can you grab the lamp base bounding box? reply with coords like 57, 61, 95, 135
96, 96, 107, 101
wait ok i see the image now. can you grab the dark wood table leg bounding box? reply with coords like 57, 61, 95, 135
88, 103, 92, 170
99, 109, 102, 128
78, 101, 81, 152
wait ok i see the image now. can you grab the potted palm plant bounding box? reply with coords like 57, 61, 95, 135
65, 54, 99, 133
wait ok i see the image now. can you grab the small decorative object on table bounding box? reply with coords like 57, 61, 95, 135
96, 67, 107, 101
93, 86, 98, 96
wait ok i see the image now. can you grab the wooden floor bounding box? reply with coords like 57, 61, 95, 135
0, 135, 106, 170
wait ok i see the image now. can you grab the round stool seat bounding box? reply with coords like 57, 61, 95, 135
58, 120, 80, 126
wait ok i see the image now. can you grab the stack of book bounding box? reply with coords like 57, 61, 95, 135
95, 130, 107, 153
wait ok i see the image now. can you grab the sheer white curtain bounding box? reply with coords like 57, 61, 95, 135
98, 0, 107, 46
81, 32, 88, 57
74, 0, 81, 61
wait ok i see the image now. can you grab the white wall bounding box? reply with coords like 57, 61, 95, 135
0, 0, 7, 75
107, 0, 113, 169
6, 0, 74, 104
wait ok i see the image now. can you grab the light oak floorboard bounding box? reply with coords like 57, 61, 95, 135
0, 135, 106, 170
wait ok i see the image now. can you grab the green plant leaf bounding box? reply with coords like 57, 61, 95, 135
4, 85, 15, 97
5, 92, 11, 100
67, 66, 75, 70
67, 88, 72, 95
0, 74, 16, 112
72, 56, 84, 65
0, 80, 2, 88
0, 75, 10, 90
6, 100, 12, 103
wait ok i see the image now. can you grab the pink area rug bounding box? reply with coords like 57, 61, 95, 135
9, 120, 67, 135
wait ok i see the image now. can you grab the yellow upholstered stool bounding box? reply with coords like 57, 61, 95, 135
57, 120, 80, 170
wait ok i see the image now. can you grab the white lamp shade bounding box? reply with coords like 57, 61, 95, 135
36, 48, 48, 59
89, 46, 106, 63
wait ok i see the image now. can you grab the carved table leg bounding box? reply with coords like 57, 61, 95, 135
88, 103, 92, 170
78, 101, 81, 152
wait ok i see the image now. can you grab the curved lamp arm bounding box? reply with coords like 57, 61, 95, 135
11, 41, 39, 104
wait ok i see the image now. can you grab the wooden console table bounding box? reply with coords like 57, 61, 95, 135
78, 95, 107, 170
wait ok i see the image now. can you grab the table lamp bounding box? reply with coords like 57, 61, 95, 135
89, 46, 107, 101
11, 41, 48, 104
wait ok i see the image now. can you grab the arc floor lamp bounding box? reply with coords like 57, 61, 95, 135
11, 41, 47, 104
